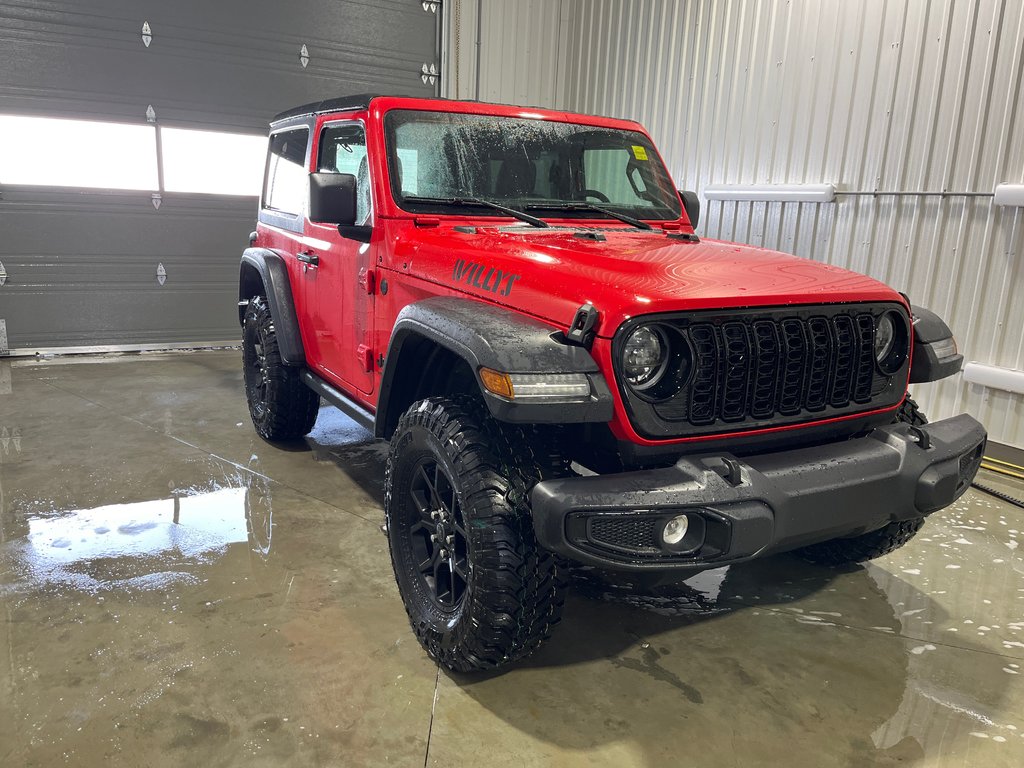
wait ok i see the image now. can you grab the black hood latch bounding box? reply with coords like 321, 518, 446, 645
566, 303, 599, 347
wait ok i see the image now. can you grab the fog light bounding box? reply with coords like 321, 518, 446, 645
662, 514, 689, 545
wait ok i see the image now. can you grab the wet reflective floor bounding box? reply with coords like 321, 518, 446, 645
1, 350, 1023, 767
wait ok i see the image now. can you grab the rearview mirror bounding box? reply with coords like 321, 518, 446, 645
678, 189, 700, 229
309, 172, 357, 226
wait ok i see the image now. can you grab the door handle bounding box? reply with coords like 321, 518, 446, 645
297, 250, 319, 267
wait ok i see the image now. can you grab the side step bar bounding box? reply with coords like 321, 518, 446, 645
300, 370, 376, 433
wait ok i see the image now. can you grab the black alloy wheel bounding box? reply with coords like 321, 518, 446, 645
384, 396, 567, 672
406, 457, 469, 609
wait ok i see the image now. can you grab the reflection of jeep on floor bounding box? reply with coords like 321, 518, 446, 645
238, 94, 986, 671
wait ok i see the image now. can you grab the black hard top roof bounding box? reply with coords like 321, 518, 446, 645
269, 93, 634, 127
271, 93, 391, 124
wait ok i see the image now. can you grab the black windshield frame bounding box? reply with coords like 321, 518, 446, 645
383, 109, 682, 221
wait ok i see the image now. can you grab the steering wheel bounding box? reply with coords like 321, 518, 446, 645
583, 189, 610, 203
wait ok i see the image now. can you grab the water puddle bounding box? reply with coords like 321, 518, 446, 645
1, 483, 272, 595
567, 564, 732, 616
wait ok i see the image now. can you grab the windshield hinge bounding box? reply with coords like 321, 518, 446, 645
414, 216, 440, 228
666, 232, 700, 243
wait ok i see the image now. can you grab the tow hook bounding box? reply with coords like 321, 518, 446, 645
908, 425, 931, 449
703, 456, 744, 487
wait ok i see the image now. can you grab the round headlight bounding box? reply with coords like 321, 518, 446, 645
622, 325, 669, 389
875, 313, 896, 362
875, 310, 909, 375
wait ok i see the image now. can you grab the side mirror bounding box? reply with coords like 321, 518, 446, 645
309, 172, 357, 226
678, 189, 700, 229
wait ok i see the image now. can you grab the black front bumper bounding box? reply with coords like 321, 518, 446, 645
531, 414, 987, 571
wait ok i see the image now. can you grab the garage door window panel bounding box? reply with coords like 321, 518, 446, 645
0, 114, 158, 191
161, 127, 266, 196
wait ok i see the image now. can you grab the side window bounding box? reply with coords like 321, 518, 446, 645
581, 148, 653, 207
318, 123, 371, 225
264, 128, 309, 216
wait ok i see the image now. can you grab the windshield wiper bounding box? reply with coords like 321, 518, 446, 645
524, 202, 653, 231
403, 195, 549, 228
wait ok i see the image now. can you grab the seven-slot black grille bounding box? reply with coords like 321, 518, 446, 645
615, 303, 910, 439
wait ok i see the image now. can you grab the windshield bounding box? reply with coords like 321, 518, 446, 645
384, 109, 682, 220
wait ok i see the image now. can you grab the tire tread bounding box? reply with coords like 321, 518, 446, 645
385, 396, 566, 672
243, 296, 319, 440
795, 396, 928, 566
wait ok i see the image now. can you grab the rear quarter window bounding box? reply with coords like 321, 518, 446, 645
263, 127, 309, 216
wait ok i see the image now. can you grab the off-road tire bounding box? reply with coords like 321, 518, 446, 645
795, 396, 927, 566
384, 396, 566, 672
242, 295, 319, 440
893, 396, 926, 427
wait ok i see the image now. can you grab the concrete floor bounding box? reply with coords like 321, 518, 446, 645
1, 351, 1023, 767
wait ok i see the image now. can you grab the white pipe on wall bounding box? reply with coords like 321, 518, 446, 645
994, 184, 1024, 207
963, 362, 1024, 396
703, 184, 836, 203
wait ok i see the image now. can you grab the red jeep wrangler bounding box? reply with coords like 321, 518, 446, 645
239, 94, 986, 671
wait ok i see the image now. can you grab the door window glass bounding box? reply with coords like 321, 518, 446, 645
318, 124, 371, 224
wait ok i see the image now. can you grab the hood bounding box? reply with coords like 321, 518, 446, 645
396, 224, 905, 336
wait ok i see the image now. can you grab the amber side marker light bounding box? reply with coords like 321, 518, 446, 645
478, 368, 591, 402
479, 368, 515, 399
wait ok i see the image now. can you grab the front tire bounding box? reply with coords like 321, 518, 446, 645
242, 295, 319, 440
384, 396, 565, 672
795, 396, 927, 566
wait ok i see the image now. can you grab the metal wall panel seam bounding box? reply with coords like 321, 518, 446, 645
951, 2, 1012, 415
865, 0, 911, 290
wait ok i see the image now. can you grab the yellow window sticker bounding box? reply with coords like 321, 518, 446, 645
632, 145, 649, 161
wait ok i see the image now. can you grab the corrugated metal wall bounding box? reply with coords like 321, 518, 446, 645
444, 0, 575, 106
457, 0, 1024, 449
0, 0, 439, 351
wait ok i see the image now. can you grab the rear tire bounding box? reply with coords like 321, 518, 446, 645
795, 396, 927, 566
384, 396, 565, 672
242, 295, 319, 440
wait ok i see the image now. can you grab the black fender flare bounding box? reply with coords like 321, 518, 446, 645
375, 297, 614, 438
909, 305, 963, 384
238, 248, 305, 366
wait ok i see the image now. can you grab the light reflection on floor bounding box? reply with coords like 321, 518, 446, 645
7, 487, 253, 593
